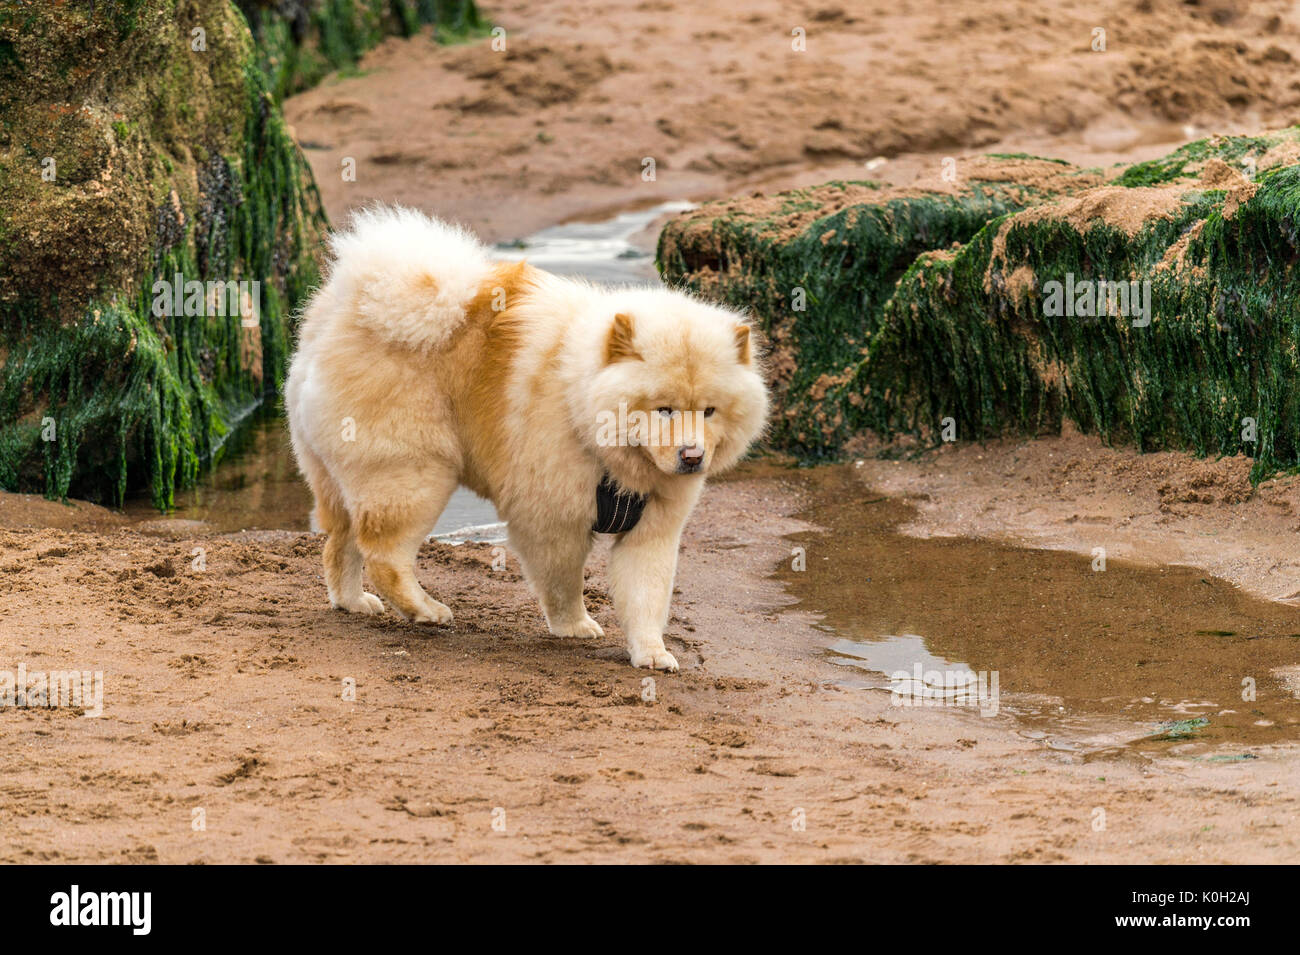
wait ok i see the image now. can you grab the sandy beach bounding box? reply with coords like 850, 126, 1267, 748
5, 0, 1300, 863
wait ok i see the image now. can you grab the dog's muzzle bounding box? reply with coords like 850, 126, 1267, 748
676, 446, 704, 474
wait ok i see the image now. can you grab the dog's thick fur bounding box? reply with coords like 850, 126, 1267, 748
285, 206, 768, 670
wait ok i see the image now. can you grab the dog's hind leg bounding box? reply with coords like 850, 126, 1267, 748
508, 520, 603, 638
321, 504, 383, 616
300, 448, 383, 615
353, 464, 458, 625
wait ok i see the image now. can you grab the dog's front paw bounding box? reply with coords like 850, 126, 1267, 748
629, 645, 679, 672
549, 613, 605, 639
333, 592, 385, 615
412, 596, 454, 625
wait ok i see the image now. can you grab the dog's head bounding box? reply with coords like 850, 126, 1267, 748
586, 290, 769, 479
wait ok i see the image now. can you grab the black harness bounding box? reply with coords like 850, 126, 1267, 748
593, 475, 647, 534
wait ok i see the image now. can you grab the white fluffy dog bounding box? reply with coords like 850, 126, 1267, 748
286, 207, 768, 670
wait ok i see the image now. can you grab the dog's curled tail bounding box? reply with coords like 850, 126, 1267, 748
326, 205, 493, 352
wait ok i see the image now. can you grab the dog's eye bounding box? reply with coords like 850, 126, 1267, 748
657, 406, 673, 417
703, 407, 715, 418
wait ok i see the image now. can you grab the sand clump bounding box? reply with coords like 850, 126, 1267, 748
443, 40, 618, 112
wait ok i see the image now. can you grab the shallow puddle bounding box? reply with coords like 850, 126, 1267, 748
776, 465, 1300, 756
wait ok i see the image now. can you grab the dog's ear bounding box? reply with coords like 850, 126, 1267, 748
605, 312, 641, 363
734, 323, 752, 364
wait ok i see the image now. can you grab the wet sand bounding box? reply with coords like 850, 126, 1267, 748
4, 465, 1300, 863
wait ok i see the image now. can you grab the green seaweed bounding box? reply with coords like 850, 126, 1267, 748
237, 0, 490, 100
1116, 133, 1288, 187
0, 1, 327, 509
856, 160, 1300, 479
852, 191, 1225, 452
1151, 717, 1210, 741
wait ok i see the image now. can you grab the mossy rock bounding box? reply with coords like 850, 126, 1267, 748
0, 0, 328, 508
236, 0, 490, 100
657, 156, 1109, 453
659, 131, 1300, 477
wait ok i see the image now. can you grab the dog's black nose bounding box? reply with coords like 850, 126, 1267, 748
679, 446, 704, 470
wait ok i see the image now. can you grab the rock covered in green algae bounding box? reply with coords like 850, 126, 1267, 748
235, 0, 489, 100
656, 156, 1109, 454
0, 0, 328, 509
659, 131, 1300, 479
